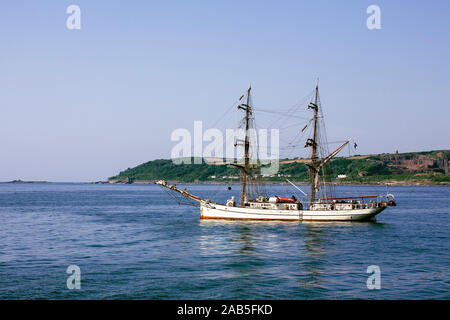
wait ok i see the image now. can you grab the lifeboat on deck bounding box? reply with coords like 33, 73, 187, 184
269, 196, 297, 203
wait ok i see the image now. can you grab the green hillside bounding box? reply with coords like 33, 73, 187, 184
108, 150, 450, 185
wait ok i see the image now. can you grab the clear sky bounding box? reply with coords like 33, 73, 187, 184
1, 0, 449, 182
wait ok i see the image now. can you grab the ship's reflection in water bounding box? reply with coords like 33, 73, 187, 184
299, 224, 326, 289
198, 219, 379, 295
198, 221, 261, 277
198, 220, 296, 283
234, 225, 255, 255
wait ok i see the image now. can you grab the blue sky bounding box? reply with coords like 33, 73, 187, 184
0, 1, 449, 181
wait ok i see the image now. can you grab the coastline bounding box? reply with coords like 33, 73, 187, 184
105, 179, 450, 186
3, 179, 448, 187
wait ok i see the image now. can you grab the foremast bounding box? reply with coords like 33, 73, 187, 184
306, 84, 349, 206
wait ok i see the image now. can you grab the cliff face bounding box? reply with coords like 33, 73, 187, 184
375, 151, 449, 174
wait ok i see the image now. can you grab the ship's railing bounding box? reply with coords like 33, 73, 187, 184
311, 195, 389, 210
317, 195, 382, 202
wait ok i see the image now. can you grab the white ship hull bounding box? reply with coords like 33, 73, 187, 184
200, 203, 386, 222
201, 203, 301, 221
302, 206, 385, 221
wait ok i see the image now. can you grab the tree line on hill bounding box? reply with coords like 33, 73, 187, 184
109, 150, 449, 185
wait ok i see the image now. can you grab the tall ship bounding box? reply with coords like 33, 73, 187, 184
157, 83, 396, 221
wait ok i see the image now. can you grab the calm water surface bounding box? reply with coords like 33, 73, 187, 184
0, 183, 448, 299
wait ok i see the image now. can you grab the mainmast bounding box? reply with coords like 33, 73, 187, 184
238, 86, 251, 206
307, 84, 320, 205
306, 83, 349, 206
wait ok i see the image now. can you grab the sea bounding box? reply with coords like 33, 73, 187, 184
0, 183, 448, 299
